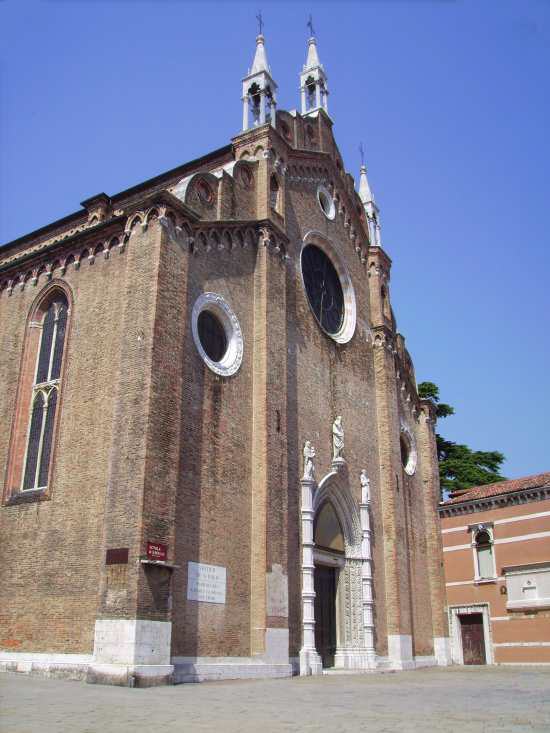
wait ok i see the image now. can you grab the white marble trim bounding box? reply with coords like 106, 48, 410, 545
0, 651, 92, 664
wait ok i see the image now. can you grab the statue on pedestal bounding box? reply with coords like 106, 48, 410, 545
360, 469, 370, 502
303, 441, 316, 481
332, 416, 344, 462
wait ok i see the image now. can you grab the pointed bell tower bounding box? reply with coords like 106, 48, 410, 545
300, 19, 329, 116
359, 162, 382, 247
242, 25, 278, 131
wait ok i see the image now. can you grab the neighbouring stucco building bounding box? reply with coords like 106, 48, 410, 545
439, 472, 550, 666
0, 30, 451, 686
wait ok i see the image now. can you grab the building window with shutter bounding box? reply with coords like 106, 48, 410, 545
3, 285, 72, 504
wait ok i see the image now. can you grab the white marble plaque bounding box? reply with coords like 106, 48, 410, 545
187, 561, 226, 604
267, 563, 289, 618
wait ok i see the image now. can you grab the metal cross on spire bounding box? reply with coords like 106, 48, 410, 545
359, 142, 365, 167
307, 14, 315, 37
256, 10, 263, 35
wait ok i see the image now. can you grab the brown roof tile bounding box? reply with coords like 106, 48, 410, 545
442, 472, 550, 505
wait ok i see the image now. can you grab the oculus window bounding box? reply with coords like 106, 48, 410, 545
301, 245, 344, 336
300, 236, 356, 344
197, 310, 227, 363
317, 184, 335, 220
192, 293, 243, 377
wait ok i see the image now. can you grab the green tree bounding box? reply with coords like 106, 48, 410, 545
418, 381, 506, 499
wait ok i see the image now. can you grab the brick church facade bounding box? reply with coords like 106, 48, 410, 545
0, 32, 451, 685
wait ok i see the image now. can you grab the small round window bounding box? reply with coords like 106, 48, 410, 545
317, 184, 335, 220
192, 293, 243, 376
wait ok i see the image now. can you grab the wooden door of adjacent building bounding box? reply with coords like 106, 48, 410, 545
459, 613, 486, 665
314, 564, 337, 668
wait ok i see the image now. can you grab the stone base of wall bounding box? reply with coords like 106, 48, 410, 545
86, 618, 173, 686
387, 634, 415, 670
412, 655, 437, 668
172, 629, 293, 683
0, 634, 450, 685
172, 657, 293, 683
0, 652, 91, 681
433, 636, 452, 666
0, 652, 291, 686
86, 663, 174, 687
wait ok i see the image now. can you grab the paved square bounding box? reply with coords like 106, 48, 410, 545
1, 667, 549, 733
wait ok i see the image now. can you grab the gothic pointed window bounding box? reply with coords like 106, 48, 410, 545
22, 295, 68, 491
4, 287, 71, 503
270, 174, 280, 212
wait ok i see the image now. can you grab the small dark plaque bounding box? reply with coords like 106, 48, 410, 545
147, 542, 167, 562
106, 547, 129, 565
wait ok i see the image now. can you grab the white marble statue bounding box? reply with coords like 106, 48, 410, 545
332, 416, 344, 461
360, 469, 370, 502
303, 441, 316, 480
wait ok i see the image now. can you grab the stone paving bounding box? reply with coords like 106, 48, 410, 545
1, 666, 549, 733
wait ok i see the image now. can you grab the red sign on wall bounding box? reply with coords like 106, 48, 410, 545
147, 541, 167, 562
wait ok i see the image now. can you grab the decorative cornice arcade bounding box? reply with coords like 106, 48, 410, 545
0, 206, 290, 299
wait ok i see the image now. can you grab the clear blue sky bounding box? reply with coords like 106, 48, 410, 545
1, 1, 549, 480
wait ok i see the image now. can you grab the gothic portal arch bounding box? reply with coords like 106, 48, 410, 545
314, 469, 362, 557
299, 464, 375, 675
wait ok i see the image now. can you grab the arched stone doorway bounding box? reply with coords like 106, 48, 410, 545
313, 501, 344, 668
299, 462, 376, 675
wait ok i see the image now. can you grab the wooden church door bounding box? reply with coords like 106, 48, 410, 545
314, 564, 337, 668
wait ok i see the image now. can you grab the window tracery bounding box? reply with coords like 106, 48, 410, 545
3, 286, 71, 503
22, 295, 68, 491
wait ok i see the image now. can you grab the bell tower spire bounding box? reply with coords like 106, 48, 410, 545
359, 148, 382, 247
242, 15, 278, 131
300, 16, 329, 116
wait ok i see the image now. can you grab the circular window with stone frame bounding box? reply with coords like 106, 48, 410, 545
196, 179, 214, 205
192, 293, 243, 377
300, 236, 356, 344
317, 184, 335, 220
400, 423, 418, 476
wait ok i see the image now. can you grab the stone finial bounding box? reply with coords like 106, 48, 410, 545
299, 25, 329, 116
250, 34, 271, 75
359, 165, 374, 206
358, 162, 382, 247
242, 30, 278, 131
